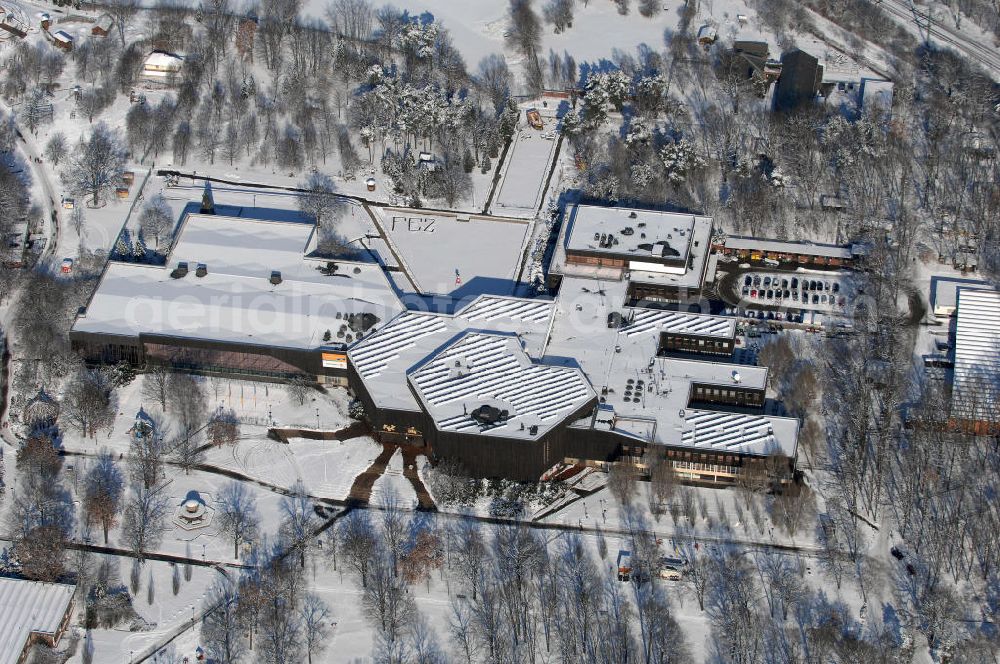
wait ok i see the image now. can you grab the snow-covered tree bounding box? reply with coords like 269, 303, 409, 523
114, 229, 132, 260
659, 139, 705, 184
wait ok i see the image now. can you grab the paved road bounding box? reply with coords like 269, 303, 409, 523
873, 0, 1000, 78
12, 128, 60, 261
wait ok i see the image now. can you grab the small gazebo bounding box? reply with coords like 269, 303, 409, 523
22, 388, 59, 430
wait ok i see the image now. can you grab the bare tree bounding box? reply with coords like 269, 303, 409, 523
339, 509, 377, 588
108, 0, 140, 46
217, 481, 259, 558
83, 449, 125, 544
507, 0, 544, 93
64, 123, 126, 208
168, 372, 207, 473
138, 193, 175, 249
543, 0, 574, 33
326, 0, 373, 41
280, 480, 317, 568
259, 589, 303, 664
62, 367, 117, 439
142, 366, 170, 411
207, 408, 240, 447
647, 453, 676, 521
121, 482, 169, 560
608, 463, 637, 508
298, 170, 342, 229
44, 132, 66, 166
476, 54, 511, 114
299, 592, 332, 664
287, 377, 310, 406
201, 577, 247, 664
363, 549, 414, 639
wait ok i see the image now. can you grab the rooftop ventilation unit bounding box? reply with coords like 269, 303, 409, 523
732, 370, 741, 383
629, 211, 637, 219
270, 270, 282, 285
195, 263, 207, 278
470, 405, 508, 426
528, 425, 539, 436
170, 261, 188, 279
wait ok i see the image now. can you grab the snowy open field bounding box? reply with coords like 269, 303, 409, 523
490, 128, 558, 217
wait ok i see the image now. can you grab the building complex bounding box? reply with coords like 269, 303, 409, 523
73, 203, 800, 484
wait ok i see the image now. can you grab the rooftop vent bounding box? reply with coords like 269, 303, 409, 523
621, 227, 634, 236
470, 405, 508, 426
170, 261, 189, 279
270, 270, 282, 285
528, 425, 539, 436
732, 370, 741, 383
195, 263, 207, 278
629, 211, 637, 219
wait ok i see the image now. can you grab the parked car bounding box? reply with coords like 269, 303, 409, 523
60, 258, 73, 274
832, 282, 840, 293
781, 279, 788, 289
744, 275, 752, 286
791, 277, 798, 289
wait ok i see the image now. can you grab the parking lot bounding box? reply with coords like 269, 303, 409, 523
736, 271, 855, 316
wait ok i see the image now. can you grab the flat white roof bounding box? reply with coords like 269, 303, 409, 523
951, 288, 1000, 421
930, 276, 990, 314
0, 578, 74, 664
553, 205, 713, 290
547, 281, 796, 457
144, 51, 183, 68
372, 207, 531, 297
349, 295, 555, 412
74, 214, 403, 349
408, 331, 594, 440
564, 204, 698, 263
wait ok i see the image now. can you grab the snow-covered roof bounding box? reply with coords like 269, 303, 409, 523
371, 207, 531, 297
144, 51, 183, 70
564, 204, 699, 264
620, 307, 736, 339
820, 51, 861, 84
553, 205, 714, 290
408, 331, 595, 440
548, 279, 797, 458
73, 214, 403, 350
722, 235, 856, 259
349, 295, 555, 412
930, 276, 990, 316
860, 78, 893, 113
0, 578, 74, 664
951, 288, 1000, 421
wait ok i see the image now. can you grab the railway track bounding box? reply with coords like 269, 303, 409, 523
872, 0, 1000, 78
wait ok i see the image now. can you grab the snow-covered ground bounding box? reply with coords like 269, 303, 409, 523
489, 127, 558, 218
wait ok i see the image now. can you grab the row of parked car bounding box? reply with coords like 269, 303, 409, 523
740, 273, 847, 308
